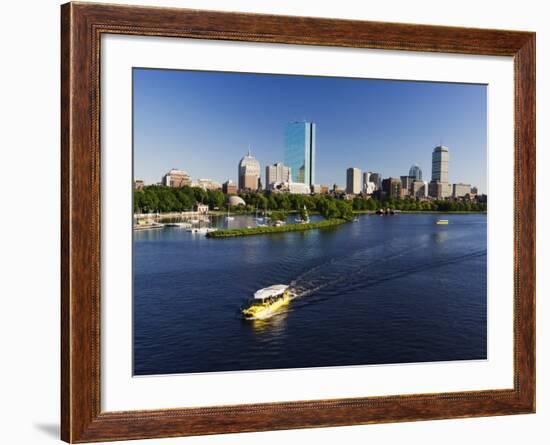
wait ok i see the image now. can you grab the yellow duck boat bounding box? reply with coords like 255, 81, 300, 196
241, 285, 291, 320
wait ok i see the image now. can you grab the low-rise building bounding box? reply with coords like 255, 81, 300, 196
222, 180, 237, 195
411, 180, 427, 199
382, 177, 402, 199
134, 179, 144, 190
193, 178, 221, 190
162, 169, 191, 188
196, 203, 209, 214
429, 181, 452, 199
270, 182, 311, 195
453, 183, 472, 199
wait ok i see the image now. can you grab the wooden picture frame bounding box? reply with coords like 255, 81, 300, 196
61, 2, 535, 442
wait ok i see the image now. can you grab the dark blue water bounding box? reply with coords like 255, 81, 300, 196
133, 213, 487, 375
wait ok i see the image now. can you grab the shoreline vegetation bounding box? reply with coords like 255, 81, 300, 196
134, 185, 488, 216
206, 218, 347, 238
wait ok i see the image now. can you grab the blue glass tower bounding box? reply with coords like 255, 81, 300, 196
284, 122, 316, 186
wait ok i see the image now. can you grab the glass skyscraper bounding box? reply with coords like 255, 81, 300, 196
284, 121, 316, 186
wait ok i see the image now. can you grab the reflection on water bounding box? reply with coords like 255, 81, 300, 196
134, 213, 487, 375
433, 229, 449, 243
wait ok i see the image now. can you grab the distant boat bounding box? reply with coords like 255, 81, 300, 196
294, 205, 310, 224
225, 208, 234, 222
165, 222, 192, 228
436, 219, 449, 225
187, 227, 218, 234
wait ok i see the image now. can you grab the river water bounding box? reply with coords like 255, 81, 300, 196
133, 213, 487, 375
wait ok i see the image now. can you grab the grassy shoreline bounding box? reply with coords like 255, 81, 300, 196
206, 218, 348, 238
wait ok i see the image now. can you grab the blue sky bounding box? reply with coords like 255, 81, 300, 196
133, 68, 487, 193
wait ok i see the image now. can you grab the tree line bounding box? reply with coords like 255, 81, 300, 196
134, 185, 486, 218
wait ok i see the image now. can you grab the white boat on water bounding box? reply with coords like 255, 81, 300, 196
165, 222, 192, 228
187, 227, 218, 234
224, 208, 234, 222
133, 220, 164, 231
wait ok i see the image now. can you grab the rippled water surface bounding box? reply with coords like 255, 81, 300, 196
133, 213, 487, 375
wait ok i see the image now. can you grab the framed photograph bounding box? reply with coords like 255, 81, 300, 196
61, 2, 535, 442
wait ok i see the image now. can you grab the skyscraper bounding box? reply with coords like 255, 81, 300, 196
238, 149, 261, 191
409, 164, 423, 181
346, 168, 362, 194
431, 145, 449, 183
265, 162, 291, 189
429, 145, 451, 199
284, 121, 316, 187
368, 172, 382, 190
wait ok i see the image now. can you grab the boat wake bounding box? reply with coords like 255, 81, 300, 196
288, 244, 486, 303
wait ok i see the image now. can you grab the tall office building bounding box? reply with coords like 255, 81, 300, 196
284, 121, 316, 187
409, 164, 423, 181
362, 172, 376, 194
368, 172, 382, 190
346, 168, 362, 194
429, 145, 451, 199
238, 149, 261, 191
265, 162, 291, 190
400, 175, 414, 194
431, 145, 449, 183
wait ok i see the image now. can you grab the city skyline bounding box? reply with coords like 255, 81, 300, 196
133, 68, 487, 192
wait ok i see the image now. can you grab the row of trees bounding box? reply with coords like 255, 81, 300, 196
134, 186, 486, 216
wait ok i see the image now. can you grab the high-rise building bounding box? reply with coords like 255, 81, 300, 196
409, 164, 423, 181
238, 149, 261, 191
400, 175, 414, 195
346, 167, 362, 194
430, 145, 451, 199
284, 121, 316, 186
162, 169, 191, 188
222, 180, 237, 195
382, 177, 402, 199
362, 172, 377, 194
431, 145, 449, 183
265, 162, 291, 190
368, 172, 382, 190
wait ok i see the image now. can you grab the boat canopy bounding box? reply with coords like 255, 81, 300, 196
254, 284, 288, 300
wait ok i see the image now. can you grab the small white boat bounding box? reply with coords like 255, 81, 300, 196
165, 222, 192, 228
224, 208, 234, 221
187, 227, 218, 234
